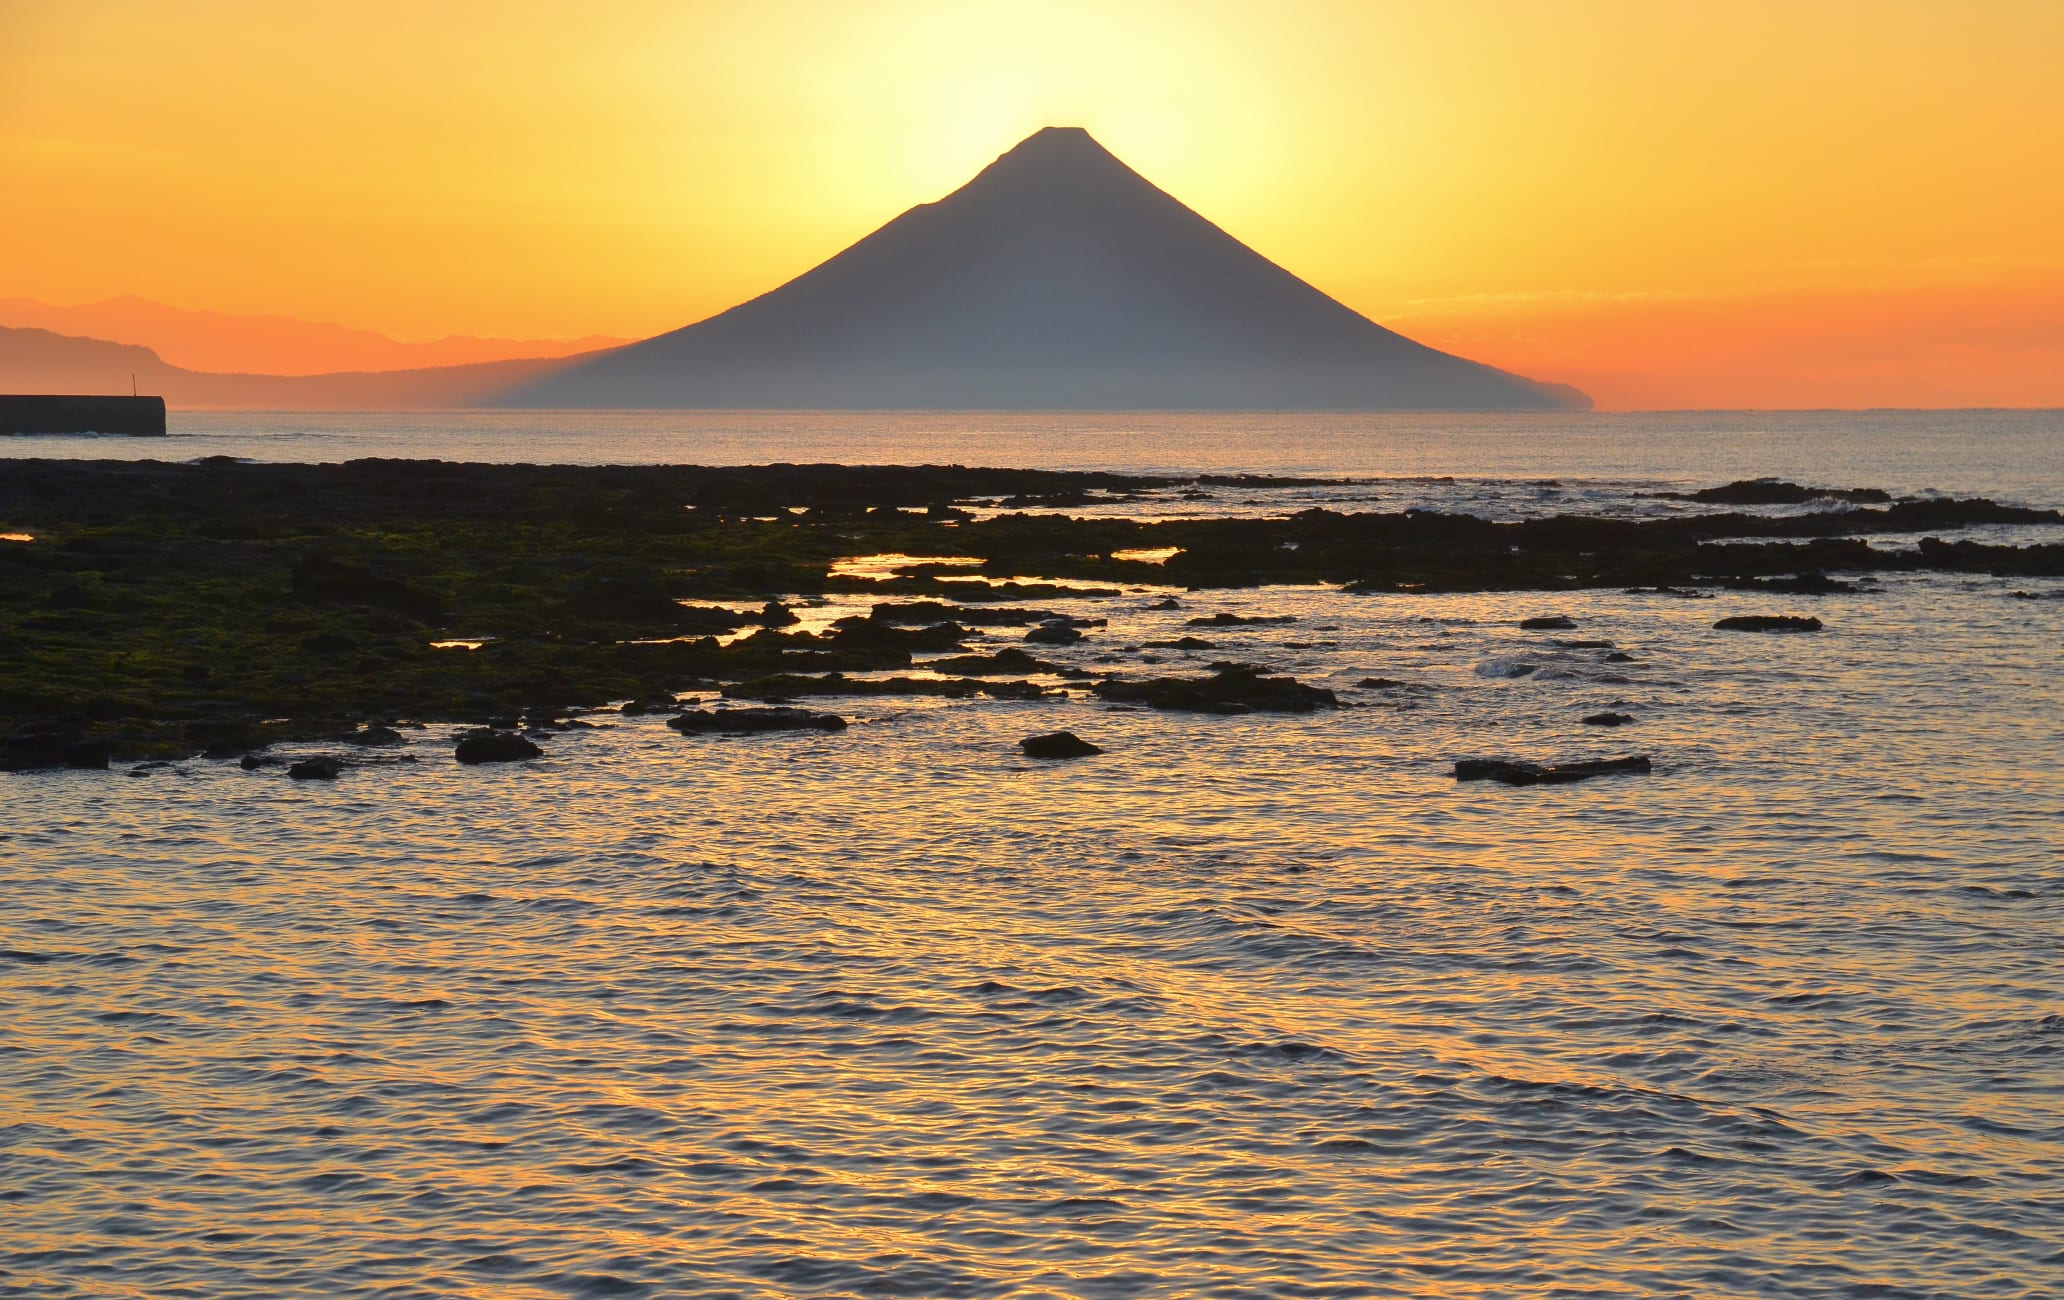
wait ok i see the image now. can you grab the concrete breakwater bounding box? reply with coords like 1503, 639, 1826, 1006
0, 395, 166, 436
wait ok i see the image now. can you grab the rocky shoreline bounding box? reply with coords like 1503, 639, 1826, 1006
2, 458, 2058, 769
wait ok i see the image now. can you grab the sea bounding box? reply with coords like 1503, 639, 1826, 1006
4, 410, 2061, 1298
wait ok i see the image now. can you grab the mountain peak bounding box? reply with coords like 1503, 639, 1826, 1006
498, 130, 1588, 410
1011, 124, 1101, 150
966, 126, 1133, 192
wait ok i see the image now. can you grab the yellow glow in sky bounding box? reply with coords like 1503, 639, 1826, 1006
3, 0, 2061, 406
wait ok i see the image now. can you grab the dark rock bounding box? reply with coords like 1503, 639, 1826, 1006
1519, 615, 1576, 630
1725, 571, 1860, 594
923, 648, 1054, 675
1020, 731, 1103, 759
1714, 615, 1823, 632
1582, 712, 1636, 727
454, 729, 543, 764
1142, 636, 1216, 650
620, 695, 683, 715
292, 554, 441, 621
668, 707, 847, 734
1454, 754, 1652, 785
0, 724, 109, 772
287, 755, 343, 780
1357, 677, 1406, 689
758, 600, 800, 626
1025, 620, 1084, 645
866, 601, 1048, 626
299, 632, 358, 657
563, 575, 699, 627
1148, 596, 1183, 609
1091, 664, 1337, 714
1554, 639, 1614, 649
185, 719, 269, 759
1604, 651, 1636, 663
826, 617, 969, 653
348, 726, 405, 747
1185, 612, 1297, 626
1683, 478, 1891, 505
719, 673, 1047, 701
239, 753, 282, 770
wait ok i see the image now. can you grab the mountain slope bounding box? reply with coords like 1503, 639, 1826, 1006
501, 127, 1586, 411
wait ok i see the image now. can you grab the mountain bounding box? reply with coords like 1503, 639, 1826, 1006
500, 127, 1587, 411
0, 325, 588, 409
0, 296, 627, 377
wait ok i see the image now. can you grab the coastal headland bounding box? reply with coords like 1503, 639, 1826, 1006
1, 457, 2057, 767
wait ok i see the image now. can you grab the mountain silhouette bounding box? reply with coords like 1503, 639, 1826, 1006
499, 127, 1587, 410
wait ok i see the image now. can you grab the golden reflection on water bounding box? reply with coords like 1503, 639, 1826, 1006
826, 553, 985, 581
3, 561, 2062, 1296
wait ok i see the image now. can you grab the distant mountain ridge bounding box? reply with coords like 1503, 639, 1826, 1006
0, 325, 583, 409
502, 127, 1587, 411
0, 296, 627, 377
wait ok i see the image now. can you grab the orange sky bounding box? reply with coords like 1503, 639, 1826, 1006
3, 0, 2061, 408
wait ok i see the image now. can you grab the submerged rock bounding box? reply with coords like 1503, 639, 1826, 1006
1185, 612, 1297, 627
1519, 615, 1577, 630
347, 725, 405, 747
1141, 636, 1216, 650
668, 707, 848, 734
1020, 731, 1103, 759
1475, 659, 1538, 679
1714, 615, 1824, 632
1091, 664, 1337, 714
454, 729, 543, 764
286, 755, 343, 780
1454, 754, 1652, 785
1582, 711, 1637, 727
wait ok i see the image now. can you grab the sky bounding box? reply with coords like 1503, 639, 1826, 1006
3, 0, 2061, 408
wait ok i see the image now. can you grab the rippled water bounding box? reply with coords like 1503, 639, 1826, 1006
5, 419, 2064, 1296
6, 408, 2064, 505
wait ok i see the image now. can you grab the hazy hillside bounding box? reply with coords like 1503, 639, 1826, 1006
0, 296, 627, 377
0, 325, 589, 409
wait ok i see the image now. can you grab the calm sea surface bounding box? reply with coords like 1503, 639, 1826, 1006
4, 411, 2061, 1297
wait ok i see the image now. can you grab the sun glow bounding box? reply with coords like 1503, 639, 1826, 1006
4, 0, 2061, 406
